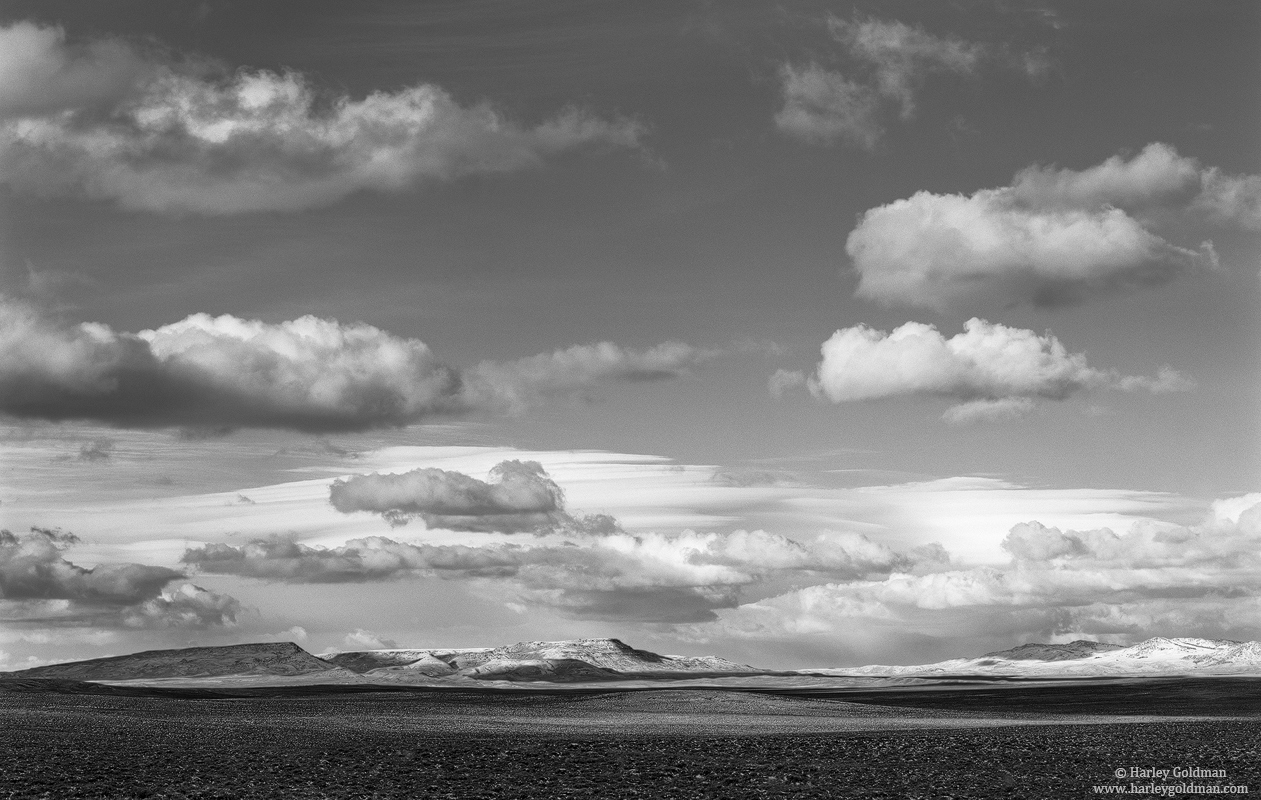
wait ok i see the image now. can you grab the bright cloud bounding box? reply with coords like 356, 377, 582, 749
804, 318, 1189, 422
0, 298, 709, 432
185, 453, 943, 624
849, 144, 1256, 309
0, 21, 642, 214
691, 494, 1261, 656
181, 527, 935, 624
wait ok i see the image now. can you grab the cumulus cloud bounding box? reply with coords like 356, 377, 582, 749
1, 526, 239, 628
343, 629, 397, 650
0, 298, 709, 432
329, 460, 567, 531
691, 494, 1261, 651
183, 522, 936, 624
777, 17, 1034, 147
0, 21, 642, 214
849, 144, 1257, 310
806, 318, 1190, 421
849, 189, 1202, 310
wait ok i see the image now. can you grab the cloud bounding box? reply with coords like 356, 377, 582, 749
776, 17, 1033, 147
0, 21, 642, 214
849, 144, 1257, 309
0, 526, 239, 628
849, 190, 1203, 310
466, 341, 712, 413
941, 397, 1035, 425
76, 438, 114, 462
768, 368, 807, 399
774, 64, 881, 148
183, 521, 935, 624
827, 16, 984, 119
0, 22, 147, 117
690, 494, 1261, 651
329, 460, 567, 531
342, 629, 397, 650
806, 318, 1189, 420
0, 298, 709, 432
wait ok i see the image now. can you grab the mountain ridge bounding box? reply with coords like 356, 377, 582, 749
8, 636, 1261, 686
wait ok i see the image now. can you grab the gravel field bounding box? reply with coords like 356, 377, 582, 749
2, 690, 1260, 799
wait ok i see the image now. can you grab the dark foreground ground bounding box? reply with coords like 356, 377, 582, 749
2, 686, 1260, 799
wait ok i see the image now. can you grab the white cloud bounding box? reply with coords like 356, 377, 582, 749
186, 455, 943, 624
827, 16, 984, 119
1010, 142, 1203, 211
774, 64, 881, 148
806, 318, 1189, 420
849, 144, 1258, 309
0, 298, 709, 432
0, 22, 147, 117
776, 17, 1036, 148
0, 21, 642, 214
343, 629, 397, 650
466, 341, 713, 413
691, 494, 1261, 654
1195, 170, 1261, 231
849, 188, 1202, 310
941, 397, 1035, 425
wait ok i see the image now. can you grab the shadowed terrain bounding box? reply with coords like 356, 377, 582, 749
1, 690, 1260, 799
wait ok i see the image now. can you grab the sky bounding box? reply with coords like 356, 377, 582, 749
0, 0, 1258, 670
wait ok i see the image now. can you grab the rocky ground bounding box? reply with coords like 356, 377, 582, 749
1, 690, 1259, 798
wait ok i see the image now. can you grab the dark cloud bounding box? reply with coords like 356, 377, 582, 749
0, 526, 240, 628
330, 460, 567, 531
182, 536, 526, 582
0, 298, 710, 433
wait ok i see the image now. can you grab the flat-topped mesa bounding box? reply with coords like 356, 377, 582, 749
980, 640, 1124, 662
8, 642, 339, 682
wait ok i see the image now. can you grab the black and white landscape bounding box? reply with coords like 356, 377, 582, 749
0, 0, 1259, 797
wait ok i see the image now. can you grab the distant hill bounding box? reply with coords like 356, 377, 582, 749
980, 640, 1124, 662
320, 638, 756, 682
829, 638, 1261, 677
9, 636, 1260, 689
8, 642, 350, 682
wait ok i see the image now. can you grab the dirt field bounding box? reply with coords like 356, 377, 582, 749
1, 688, 1259, 798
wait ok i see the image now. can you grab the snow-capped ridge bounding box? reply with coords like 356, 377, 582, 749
830, 637, 1261, 678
